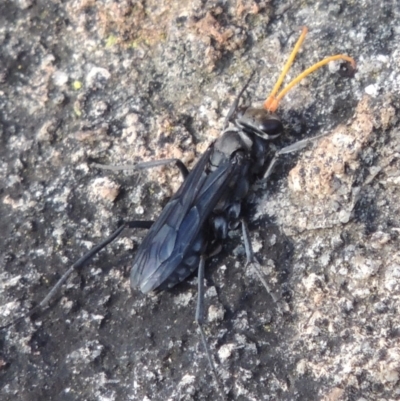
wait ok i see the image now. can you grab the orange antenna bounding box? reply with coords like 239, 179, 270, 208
264, 27, 356, 113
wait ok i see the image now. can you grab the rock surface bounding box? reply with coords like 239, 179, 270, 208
1, 1, 400, 400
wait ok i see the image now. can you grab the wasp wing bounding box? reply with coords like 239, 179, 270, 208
131, 145, 242, 293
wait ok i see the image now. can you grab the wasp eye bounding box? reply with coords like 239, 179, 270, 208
260, 117, 283, 136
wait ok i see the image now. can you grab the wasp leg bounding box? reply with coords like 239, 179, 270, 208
241, 219, 279, 303
0, 220, 153, 330
263, 132, 329, 180
223, 70, 257, 130
93, 158, 190, 180
195, 255, 226, 401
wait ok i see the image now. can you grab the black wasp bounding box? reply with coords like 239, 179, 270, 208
1, 27, 355, 400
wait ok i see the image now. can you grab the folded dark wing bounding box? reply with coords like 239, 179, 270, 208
131, 146, 240, 293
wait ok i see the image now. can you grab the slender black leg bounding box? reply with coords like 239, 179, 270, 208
241, 219, 278, 302
93, 158, 190, 180
0, 220, 153, 330
195, 255, 226, 401
223, 70, 257, 130
263, 132, 329, 180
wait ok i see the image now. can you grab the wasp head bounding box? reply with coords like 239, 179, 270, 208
235, 107, 283, 140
